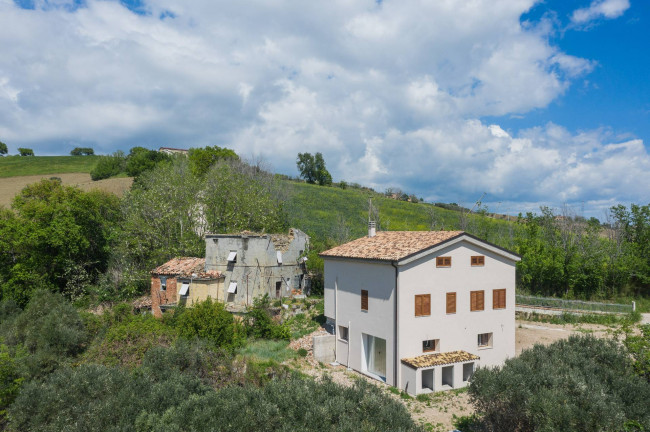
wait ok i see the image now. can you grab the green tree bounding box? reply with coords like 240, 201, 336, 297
70, 147, 94, 156
0, 141, 7, 156
0, 344, 22, 425
125, 147, 170, 177
188, 145, 239, 177
175, 298, 245, 351
90, 151, 126, 180
17, 148, 33, 156
468, 335, 650, 432
296, 152, 332, 186
0, 180, 121, 304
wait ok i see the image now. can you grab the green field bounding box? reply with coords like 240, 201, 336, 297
284, 181, 514, 244
0, 155, 99, 177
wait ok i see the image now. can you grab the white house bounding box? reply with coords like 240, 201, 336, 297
321, 227, 520, 395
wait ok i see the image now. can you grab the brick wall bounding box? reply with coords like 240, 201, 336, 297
151, 275, 178, 318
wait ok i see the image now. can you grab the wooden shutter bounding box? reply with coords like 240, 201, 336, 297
436, 256, 451, 267
493, 289, 506, 309
446, 292, 456, 314
361, 290, 368, 311
415, 294, 430, 316
471, 290, 484, 311
471, 256, 485, 266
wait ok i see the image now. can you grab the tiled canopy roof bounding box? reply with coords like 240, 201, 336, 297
151, 257, 222, 280
320, 231, 464, 261
401, 350, 479, 369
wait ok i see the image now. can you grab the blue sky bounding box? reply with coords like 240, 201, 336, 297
0, 0, 648, 219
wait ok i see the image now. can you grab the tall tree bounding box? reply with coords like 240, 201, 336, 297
0, 141, 7, 156
296, 152, 331, 186
188, 146, 238, 177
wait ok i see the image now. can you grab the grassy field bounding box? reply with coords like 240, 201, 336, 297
0, 155, 99, 177
284, 181, 515, 244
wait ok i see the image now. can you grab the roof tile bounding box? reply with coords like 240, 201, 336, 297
320, 231, 464, 261
401, 350, 479, 369
151, 257, 222, 279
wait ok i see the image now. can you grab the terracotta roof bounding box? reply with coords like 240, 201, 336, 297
320, 231, 464, 261
401, 350, 479, 369
151, 257, 217, 278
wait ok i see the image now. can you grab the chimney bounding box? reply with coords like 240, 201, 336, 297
368, 221, 376, 238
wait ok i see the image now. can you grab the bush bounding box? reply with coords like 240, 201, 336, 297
245, 295, 290, 340
70, 147, 94, 156
90, 152, 126, 180
468, 335, 650, 432
125, 146, 169, 177
175, 298, 245, 351
17, 148, 33, 156
1, 291, 87, 379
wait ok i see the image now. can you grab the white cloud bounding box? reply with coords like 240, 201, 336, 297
0, 0, 644, 217
571, 0, 630, 25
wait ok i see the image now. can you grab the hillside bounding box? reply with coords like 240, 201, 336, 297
0, 155, 99, 177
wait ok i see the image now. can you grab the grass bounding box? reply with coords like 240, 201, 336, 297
0, 155, 99, 177
517, 311, 641, 326
238, 339, 297, 363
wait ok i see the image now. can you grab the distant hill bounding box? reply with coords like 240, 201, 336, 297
0, 155, 99, 177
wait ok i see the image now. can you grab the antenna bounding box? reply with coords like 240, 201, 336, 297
467, 192, 487, 214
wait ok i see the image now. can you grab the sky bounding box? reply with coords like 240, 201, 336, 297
0, 0, 649, 219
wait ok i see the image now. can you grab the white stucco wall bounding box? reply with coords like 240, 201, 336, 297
323, 259, 397, 385
397, 239, 516, 389
323, 236, 517, 392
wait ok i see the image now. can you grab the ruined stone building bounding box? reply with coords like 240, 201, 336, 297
151, 228, 309, 317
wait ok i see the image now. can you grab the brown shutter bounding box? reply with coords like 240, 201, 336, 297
361, 290, 368, 311
414, 295, 421, 316
436, 257, 443, 266
446, 292, 456, 314
423, 294, 431, 316
477, 290, 484, 311
493, 289, 506, 309
470, 291, 477, 311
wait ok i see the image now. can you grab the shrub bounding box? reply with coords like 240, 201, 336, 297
468, 335, 650, 432
3, 291, 87, 378
175, 298, 245, 351
298, 348, 308, 357
90, 152, 126, 180
244, 295, 290, 340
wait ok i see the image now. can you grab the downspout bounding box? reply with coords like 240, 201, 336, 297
391, 261, 399, 388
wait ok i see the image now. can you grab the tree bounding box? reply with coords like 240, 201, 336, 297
125, 146, 170, 177
188, 145, 239, 177
0, 180, 121, 304
176, 298, 245, 351
0, 141, 7, 156
468, 335, 650, 432
296, 152, 332, 186
17, 148, 33, 156
70, 147, 94, 156
90, 151, 126, 180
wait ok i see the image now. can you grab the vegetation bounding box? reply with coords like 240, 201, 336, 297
175, 299, 245, 352
516, 311, 641, 326
0, 142, 7, 156
244, 295, 291, 341
0, 180, 121, 305
619, 324, 650, 382
17, 148, 33, 157
188, 145, 238, 177
124, 146, 170, 178
70, 147, 94, 156
296, 152, 332, 186
468, 335, 650, 432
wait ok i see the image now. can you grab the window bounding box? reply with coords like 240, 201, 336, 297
338, 326, 349, 342
446, 292, 456, 314
179, 283, 190, 296
422, 339, 439, 353
471, 256, 485, 266
276, 251, 283, 265
436, 256, 452, 267
478, 333, 493, 348
415, 294, 431, 317
470, 290, 484, 311
160, 276, 167, 291
361, 289, 368, 311
463, 363, 475, 382
227, 281, 237, 294
493, 289, 506, 309
227, 251, 237, 262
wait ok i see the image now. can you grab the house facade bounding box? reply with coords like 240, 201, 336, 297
151, 257, 224, 318
151, 229, 310, 316
321, 229, 520, 395
204, 228, 310, 304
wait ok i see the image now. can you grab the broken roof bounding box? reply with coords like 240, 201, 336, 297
151, 257, 222, 280
320, 231, 464, 261
205, 228, 306, 253
401, 350, 479, 369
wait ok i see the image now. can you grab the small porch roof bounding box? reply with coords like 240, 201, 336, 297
401, 350, 479, 369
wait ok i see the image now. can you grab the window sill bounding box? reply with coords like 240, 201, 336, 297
338, 339, 349, 344
478, 346, 493, 350
415, 315, 431, 318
